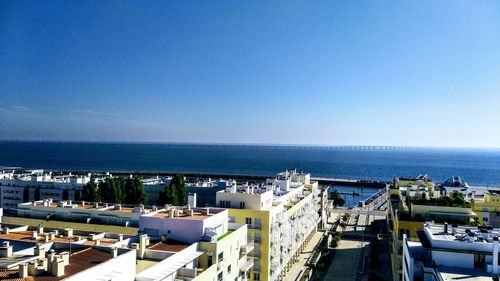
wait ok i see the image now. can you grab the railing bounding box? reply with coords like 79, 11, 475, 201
240, 240, 255, 256
217, 259, 224, 270
239, 256, 254, 272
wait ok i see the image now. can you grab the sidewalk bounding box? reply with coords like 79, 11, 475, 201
284, 229, 326, 281
323, 239, 369, 281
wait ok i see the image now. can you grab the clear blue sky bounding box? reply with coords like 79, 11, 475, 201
1, 1, 500, 147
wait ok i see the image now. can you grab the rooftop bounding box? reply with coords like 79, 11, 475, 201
437, 266, 492, 281
25, 200, 149, 214
0, 247, 112, 281
147, 240, 190, 252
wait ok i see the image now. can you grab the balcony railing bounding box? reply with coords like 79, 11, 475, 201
239, 256, 254, 272
240, 240, 255, 256
217, 259, 224, 271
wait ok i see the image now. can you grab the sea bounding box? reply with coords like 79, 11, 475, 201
1, 141, 500, 188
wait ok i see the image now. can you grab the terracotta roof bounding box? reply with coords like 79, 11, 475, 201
0, 248, 112, 281
147, 240, 190, 252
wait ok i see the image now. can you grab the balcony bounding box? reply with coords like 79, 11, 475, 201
240, 240, 255, 256
176, 268, 197, 281
239, 256, 254, 272
217, 259, 224, 271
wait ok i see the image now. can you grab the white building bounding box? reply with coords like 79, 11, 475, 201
402, 222, 500, 281
215, 169, 322, 281
0, 170, 91, 209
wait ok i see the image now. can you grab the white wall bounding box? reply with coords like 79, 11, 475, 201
432, 251, 474, 268
66, 249, 136, 281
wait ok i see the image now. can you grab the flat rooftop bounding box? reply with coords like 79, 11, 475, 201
425, 223, 500, 245
0, 247, 112, 281
147, 240, 190, 252
27, 201, 145, 214
438, 266, 492, 281
0, 231, 118, 246
152, 210, 211, 220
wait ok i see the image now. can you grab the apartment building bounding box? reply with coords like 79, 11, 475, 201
1, 200, 253, 281
215, 169, 322, 281
0, 170, 91, 209
388, 176, 476, 281
402, 222, 499, 281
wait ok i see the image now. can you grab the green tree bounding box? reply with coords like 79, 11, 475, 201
331, 189, 345, 208
82, 179, 100, 202
158, 173, 186, 206
124, 177, 147, 204
171, 173, 187, 205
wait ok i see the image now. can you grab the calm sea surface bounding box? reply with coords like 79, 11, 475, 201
1, 141, 499, 186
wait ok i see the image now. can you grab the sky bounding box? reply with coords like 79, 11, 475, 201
1, 1, 500, 147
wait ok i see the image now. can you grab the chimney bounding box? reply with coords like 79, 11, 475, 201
28, 261, 38, 276
38, 224, 44, 234
114, 204, 122, 210
118, 234, 123, 242
34, 244, 46, 257
89, 234, 96, 241
51, 259, 65, 277
60, 252, 69, 265
111, 247, 118, 258
95, 239, 100, 246
3, 227, 9, 234
138, 234, 148, 259
44, 235, 50, 243
18, 263, 28, 278
64, 228, 73, 237
32, 231, 39, 240
444, 222, 448, 234
93, 202, 99, 208
81, 200, 85, 206
46, 250, 56, 272
0, 241, 13, 258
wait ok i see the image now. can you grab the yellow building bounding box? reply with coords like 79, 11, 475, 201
388, 177, 474, 281
216, 170, 321, 281
472, 190, 500, 226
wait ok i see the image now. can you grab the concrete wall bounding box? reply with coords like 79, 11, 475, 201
66, 249, 136, 281
432, 250, 474, 268
1, 216, 138, 235
216, 190, 273, 210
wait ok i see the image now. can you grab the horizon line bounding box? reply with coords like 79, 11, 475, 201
1, 139, 499, 151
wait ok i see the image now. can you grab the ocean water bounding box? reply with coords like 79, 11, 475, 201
0, 141, 500, 186
330, 185, 384, 208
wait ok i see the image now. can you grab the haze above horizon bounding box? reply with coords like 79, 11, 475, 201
1, 1, 500, 148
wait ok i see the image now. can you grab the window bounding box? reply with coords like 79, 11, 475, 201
227, 264, 231, 274
245, 218, 252, 225
220, 201, 231, 208
218, 252, 224, 262
239, 202, 245, 209
218, 272, 223, 281
254, 273, 260, 281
